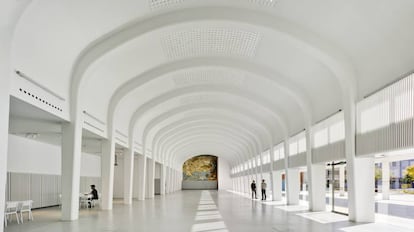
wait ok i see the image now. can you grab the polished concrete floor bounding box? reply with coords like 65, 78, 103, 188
4, 190, 414, 232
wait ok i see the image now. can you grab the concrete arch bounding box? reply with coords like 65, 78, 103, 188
107, 57, 313, 130
152, 116, 264, 162
127, 84, 289, 137
159, 124, 261, 165
70, 6, 356, 123
136, 102, 275, 158
168, 135, 251, 166
169, 136, 249, 166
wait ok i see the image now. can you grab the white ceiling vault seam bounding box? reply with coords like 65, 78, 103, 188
107, 56, 311, 136
161, 28, 261, 59
165, 128, 256, 159
160, 127, 259, 166
70, 6, 353, 124
150, 115, 265, 162
138, 103, 275, 157
143, 105, 272, 164
155, 120, 263, 160
129, 87, 283, 143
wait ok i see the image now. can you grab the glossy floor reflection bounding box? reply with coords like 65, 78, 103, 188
4, 190, 414, 232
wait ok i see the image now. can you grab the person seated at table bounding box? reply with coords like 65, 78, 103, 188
88, 185, 99, 208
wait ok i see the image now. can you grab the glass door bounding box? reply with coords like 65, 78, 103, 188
327, 161, 348, 215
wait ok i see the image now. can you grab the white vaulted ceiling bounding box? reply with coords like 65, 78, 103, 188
11, 0, 414, 168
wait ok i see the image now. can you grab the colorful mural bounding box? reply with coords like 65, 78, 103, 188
183, 155, 217, 181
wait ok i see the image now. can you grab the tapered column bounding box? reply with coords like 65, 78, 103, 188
273, 170, 282, 201
146, 158, 155, 198
269, 146, 276, 201
382, 160, 390, 200
286, 168, 300, 205
345, 101, 375, 222
306, 128, 326, 211
137, 154, 147, 200
160, 164, 166, 195
0, 30, 12, 231
123, 148, 134, 204
339, 165, 346, 197
61, 120, 83, 220
101, 139, 115, 210
284, 139, 300, 205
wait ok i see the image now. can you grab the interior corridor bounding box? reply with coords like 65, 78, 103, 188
4, 190, 414, 232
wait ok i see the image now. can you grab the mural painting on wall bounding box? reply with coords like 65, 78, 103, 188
183, 155, 217, 181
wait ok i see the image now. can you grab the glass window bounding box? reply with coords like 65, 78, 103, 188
329, 121, 345, 143
314, 128, 328, 148
289, 142, 298, 155
298, 138, 306, 153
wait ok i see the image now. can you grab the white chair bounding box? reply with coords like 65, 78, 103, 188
4, 201, 20, 227
79, 194, 90, 209
19, 200, 33, 222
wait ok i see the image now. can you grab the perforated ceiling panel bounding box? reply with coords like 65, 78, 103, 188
173, 69, 245, 86
149, 0, 184, 10
162, 28, 260, 59
149, 0, 276, 10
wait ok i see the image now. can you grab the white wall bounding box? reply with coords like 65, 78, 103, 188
7, 134, 101, 177
218, 157, 232, 190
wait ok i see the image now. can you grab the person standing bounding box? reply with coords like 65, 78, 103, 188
250, 180, 257, 199
261, 179, 267, 201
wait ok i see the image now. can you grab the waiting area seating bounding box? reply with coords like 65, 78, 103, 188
4, 200, 33, 227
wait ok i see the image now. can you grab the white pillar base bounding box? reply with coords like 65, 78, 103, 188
308, 164, 326, 211
123, 148, 134, 205
61, 121, 82, 220
137, 154, 147, 200
286, 168, 300, 205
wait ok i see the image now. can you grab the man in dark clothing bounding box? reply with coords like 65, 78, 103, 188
89, 185, 99, 208
251, 180, 257, 199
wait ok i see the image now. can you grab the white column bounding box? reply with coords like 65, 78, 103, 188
273, 170, 282, 201
382, 160, 390, 200
0, 24, 12, 231
160, 163, 166, 195
167, 167, 172, 193
286, 168, 300, 205
268, 146, 275, 201
284, 139, 300, 205
1, 2, 31, 229
146, 158, 155, 198
345, 101, 375, 222
123, 148, 134, 204
61, 120, 83, 220
339, 165, 345, 197
172, 169, 176, 192
306, 128, 326, 211
101, 139, 115, 210
137, 154, 147, 200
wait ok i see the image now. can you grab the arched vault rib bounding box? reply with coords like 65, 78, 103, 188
108, 57, 313, 131
170, 142, 244, 168
170, 135, 248, 165
159, 124, 260, 165
70, 6, 356, 127
152, 116, 264, 162
128, 85, 288, 143
134, 102, 275, 158
168, 135, 250, 166
163, 128, 256, 163
172, 136, 258, 169
157, 117, 264, 166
